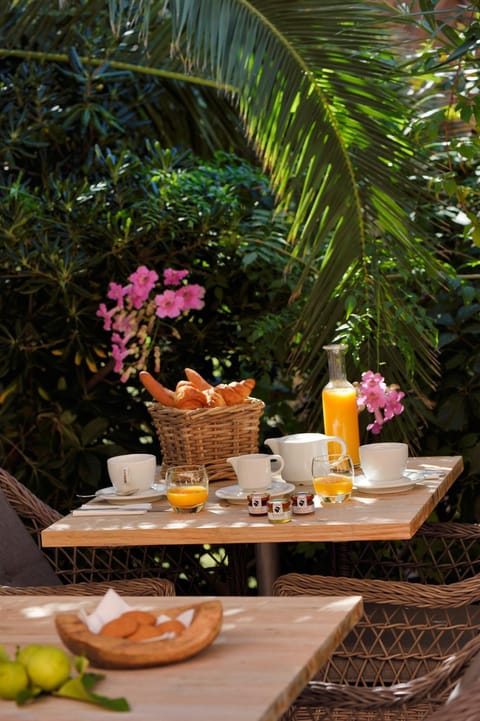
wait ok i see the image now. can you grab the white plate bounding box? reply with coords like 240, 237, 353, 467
215, 481, 296, 504
95, 484, 167, 504
354, 476, 417, 494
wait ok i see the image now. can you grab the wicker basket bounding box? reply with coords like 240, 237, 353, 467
147, 397, 265, 483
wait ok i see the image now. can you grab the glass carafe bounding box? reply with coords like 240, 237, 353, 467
322, 344, 360, 465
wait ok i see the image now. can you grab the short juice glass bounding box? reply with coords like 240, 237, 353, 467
312, 453, 354, 504
165, 464, 209, 513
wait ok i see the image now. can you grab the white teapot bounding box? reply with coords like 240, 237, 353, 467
264, 433, 347, 484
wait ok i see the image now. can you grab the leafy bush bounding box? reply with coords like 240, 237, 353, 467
0, 31, 308, 508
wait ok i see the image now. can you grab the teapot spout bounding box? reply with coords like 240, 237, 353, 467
264, 438, 280, 454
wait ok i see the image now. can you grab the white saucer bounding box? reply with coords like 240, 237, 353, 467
95, 484, 167, 504
216, 481, 295, 504
354, 474, 417, 495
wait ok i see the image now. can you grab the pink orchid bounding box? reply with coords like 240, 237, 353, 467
98, 265, 205, 380
356, 370, 404, 435
96, 303, 117, 331
176, 284, 206, 311
163, 268, 189, 287
154, 289, 184, 318
128, 266, 159, 308
107, 282, 128, 307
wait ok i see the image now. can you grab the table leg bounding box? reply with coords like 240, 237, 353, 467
255, 542, 280, 595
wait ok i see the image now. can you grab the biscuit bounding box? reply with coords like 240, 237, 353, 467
154, 619, 185, 636
127, 618, 185, 641
100, 614, 139, 638
119, 610, 157, 626
127, 624, 168, 641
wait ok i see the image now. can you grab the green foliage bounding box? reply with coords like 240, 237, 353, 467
0, 32, 307, 507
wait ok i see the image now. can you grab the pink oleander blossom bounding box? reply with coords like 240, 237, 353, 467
356, 370, 405, 435
97, 265, 205, 380
154, 289, 185, 319
176, 284, 206, 311
128, 266, 159, 308
163, 268, 189, 286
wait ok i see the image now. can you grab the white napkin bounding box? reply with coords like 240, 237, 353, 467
72, 508, 148, 516
80, 588, 195, 639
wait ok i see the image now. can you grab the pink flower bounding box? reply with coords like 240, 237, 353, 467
98, 265, 205, 380
154, 290, 184, 318
176, 284, 206, 311
96, 303, 117, 331
356, 370, 404, 435
163, 268, 189, 287
128, 266, 159, 308
107, 282, 128, 307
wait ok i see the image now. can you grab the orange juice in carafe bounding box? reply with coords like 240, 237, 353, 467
322, 344, 360, 465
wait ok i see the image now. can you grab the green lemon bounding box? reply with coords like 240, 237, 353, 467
0, 661, 29, 700
24, 646, 71, 692
16, 644, 43, 667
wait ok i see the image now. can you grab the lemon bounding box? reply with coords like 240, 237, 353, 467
24, 646, 71, 692
0, 661, 29, 700
16, 644, 43, 667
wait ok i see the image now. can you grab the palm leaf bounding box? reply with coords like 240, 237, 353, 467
5, 0, 445, 434
164, 0, 443, 428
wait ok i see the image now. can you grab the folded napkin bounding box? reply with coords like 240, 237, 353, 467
72, 502, 152, 516
72, 508, 148, 516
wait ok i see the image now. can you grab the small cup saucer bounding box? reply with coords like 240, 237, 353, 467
95, 484, 167, 504
215, 481, 295, 504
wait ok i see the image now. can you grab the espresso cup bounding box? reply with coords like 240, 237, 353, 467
359, 442, 408, 483
226, 453, 285, 492
107, 453, 156, 494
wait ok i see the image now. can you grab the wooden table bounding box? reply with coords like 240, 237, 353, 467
0, 594, 363, 721
42, 456, 463, 594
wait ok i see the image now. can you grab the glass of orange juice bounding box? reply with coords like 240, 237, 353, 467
312, 453, 354, 504
165, 464, 209, 513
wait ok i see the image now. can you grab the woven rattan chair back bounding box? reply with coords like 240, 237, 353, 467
273, 572, 480, 721
0, 578, 175, 596
424, 673, 480, 721
335, 521, 480, 582
0, 467, 248, 594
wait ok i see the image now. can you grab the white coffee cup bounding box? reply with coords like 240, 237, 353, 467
107, 453, 156, 494
226, 453, 285, 492
359, 442, 408, 483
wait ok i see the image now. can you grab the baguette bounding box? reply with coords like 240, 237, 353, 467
139, 371, 175, 406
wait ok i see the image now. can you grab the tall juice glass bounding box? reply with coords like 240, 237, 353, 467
322, 344, 360, 466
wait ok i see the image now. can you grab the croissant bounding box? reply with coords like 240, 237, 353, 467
174, 381, 207, 410
216, 379, 255, 405
202, 387, 227, 408
184, 368, 212, 391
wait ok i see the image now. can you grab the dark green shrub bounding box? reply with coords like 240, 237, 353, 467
0, 21, 308, 508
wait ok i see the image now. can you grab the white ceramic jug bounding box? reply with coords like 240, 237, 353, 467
226, 453, 284, 492
264, 433, 347, 484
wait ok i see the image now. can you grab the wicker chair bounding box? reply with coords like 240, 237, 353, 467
0, 467, 248, 594
424, 669, 480, 721
0, 578, 175, 596
273, 572, 480, 721
334, 521, 480, 582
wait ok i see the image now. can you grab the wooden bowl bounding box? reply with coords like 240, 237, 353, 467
55, 600, 223, 669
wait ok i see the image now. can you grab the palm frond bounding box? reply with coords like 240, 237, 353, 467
164, 0, 443, 428
7, 0, 446, 434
